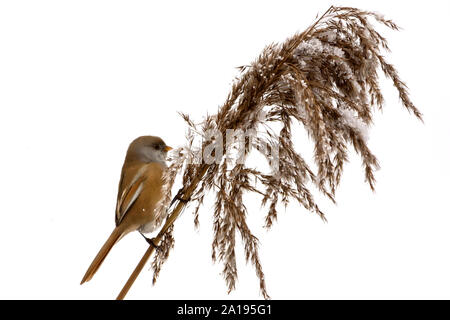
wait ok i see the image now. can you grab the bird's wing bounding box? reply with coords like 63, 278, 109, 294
115, 164, 148, 226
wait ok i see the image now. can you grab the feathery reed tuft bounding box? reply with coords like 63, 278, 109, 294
127, 6, 421, 299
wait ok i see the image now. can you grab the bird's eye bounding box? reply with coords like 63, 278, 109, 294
154, 145, 160, 150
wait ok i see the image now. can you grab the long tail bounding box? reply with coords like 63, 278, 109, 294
80, 227, 123, 285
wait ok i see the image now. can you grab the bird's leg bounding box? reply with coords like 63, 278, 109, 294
140, 233, 160, 252
170, 188, 191, 207
175, 194, 191, 204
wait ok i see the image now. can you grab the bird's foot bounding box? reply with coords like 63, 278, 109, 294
175, 194, 191, 204
146, 237, 160, 251
140, 233, 160, 252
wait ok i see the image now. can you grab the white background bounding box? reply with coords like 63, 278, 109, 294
1, 0, 449, 300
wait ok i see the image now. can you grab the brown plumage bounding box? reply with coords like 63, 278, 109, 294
80, 136, 172, 284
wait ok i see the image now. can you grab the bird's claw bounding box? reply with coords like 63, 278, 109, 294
175, 194, 190, 204
145, 237, 160, 251
140, 233, 160, 252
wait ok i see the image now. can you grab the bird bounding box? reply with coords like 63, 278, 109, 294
80, 135, 172, 285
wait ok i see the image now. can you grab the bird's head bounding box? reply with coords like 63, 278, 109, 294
126, 135, 172, 164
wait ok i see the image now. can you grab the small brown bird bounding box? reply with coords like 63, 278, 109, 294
80, 135, 172, 284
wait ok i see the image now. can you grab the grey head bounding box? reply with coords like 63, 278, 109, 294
125, 135, 172, 165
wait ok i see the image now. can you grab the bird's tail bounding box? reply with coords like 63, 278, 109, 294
80, 226, 123, 285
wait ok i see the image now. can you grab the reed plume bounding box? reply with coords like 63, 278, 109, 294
117, 6, 421, 300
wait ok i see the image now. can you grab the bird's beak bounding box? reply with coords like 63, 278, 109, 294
165, 146, 173, 152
